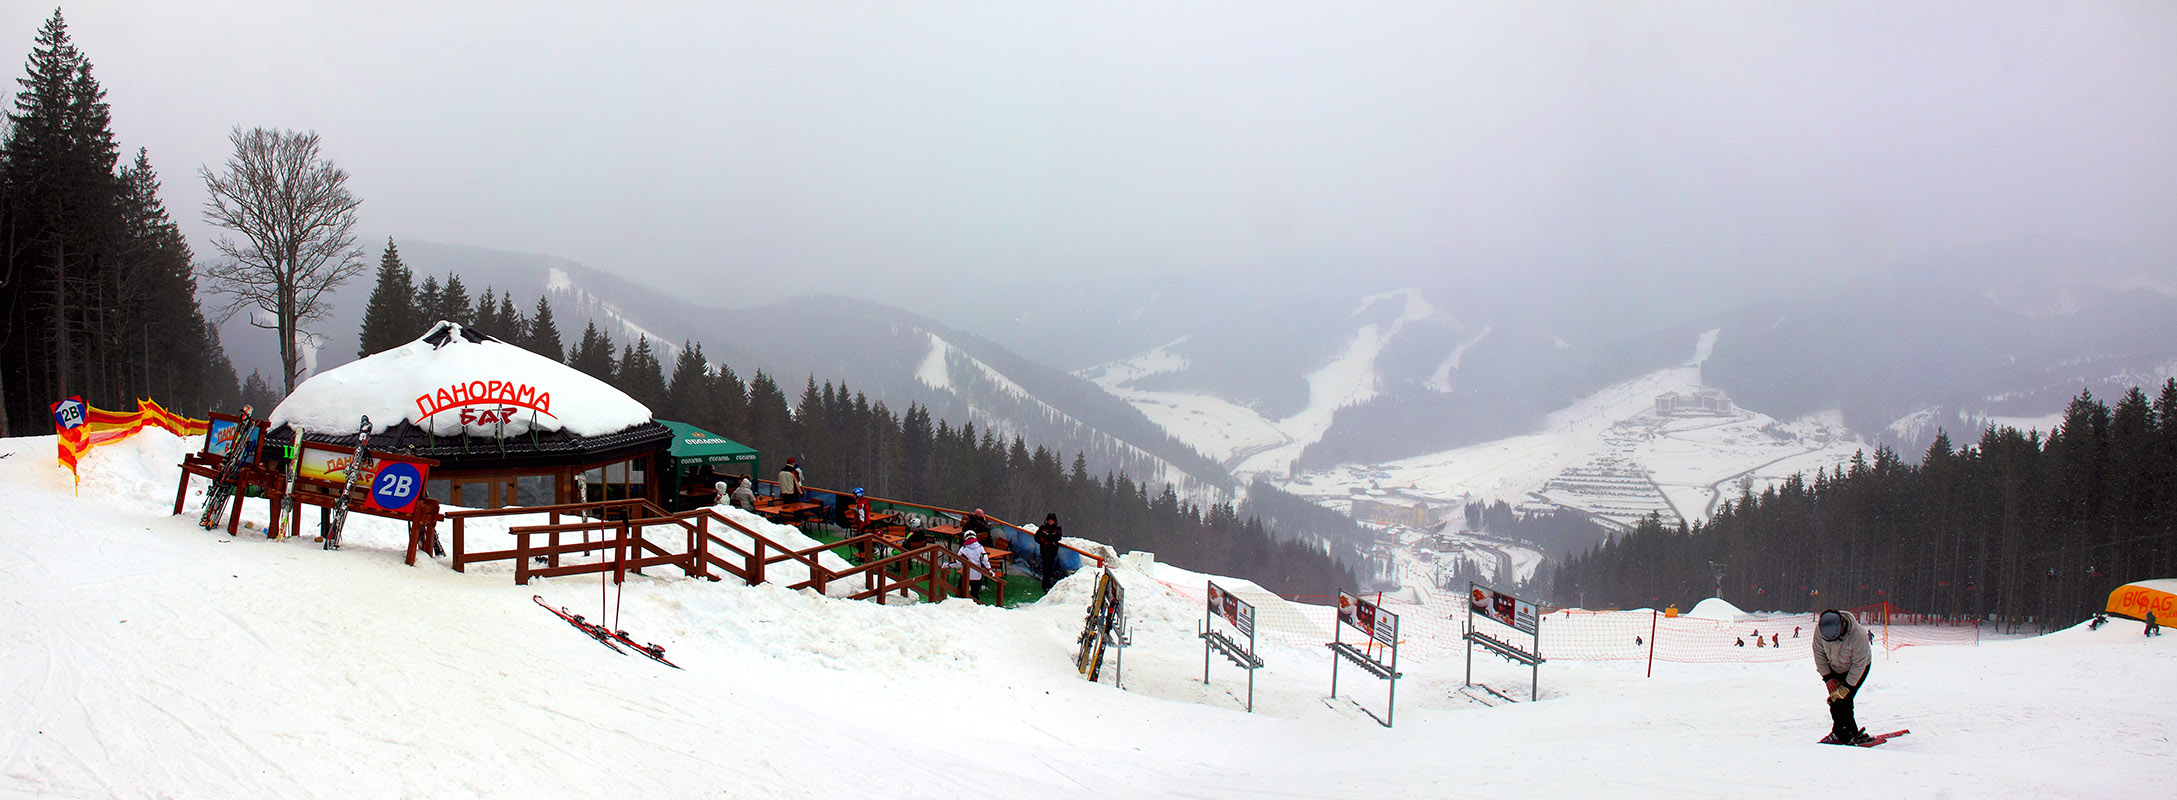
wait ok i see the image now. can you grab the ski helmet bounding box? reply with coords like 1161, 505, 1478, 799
1818, 610, 1844, 641
853, 487, 864, 497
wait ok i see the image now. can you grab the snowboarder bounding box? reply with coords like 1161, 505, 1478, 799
1794, 626, 1801, 638
2147, 610, 2161, 637
1735, 637, 1745, 647
1034, 513, 1065, 591
1813, 609, 1875, 745
1772, 633, 1779, 647
2090, 613, 2108, 631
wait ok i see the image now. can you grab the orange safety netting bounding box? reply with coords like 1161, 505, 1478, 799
1157, 582, 1981, 667
54, 398, 210, 486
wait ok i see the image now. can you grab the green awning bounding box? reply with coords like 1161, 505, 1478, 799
658, 419, 759, 470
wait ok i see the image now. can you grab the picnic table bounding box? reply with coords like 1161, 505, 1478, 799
749, 496, 822, 523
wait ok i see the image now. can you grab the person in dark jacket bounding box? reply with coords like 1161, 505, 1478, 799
1813, 609, 1875, 745
2148, 610, 2162, 637
1034, 513, 1065, 591
960, 508, 993, 538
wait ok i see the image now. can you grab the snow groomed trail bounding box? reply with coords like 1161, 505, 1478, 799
3, 431, 2174, 799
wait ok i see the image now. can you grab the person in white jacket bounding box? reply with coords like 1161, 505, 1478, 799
958, 531, 994, 604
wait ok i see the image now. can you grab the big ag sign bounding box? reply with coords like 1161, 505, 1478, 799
415, 380, 558, 431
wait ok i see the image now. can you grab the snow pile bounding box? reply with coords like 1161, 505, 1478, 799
1687, 597, 1748, 620
5, 431, 2175, 798
269, 321, 651, 437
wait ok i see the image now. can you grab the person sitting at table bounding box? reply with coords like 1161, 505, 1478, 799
777, 458, 804, 503
958, 531, 994, 604
960, 508, 993, 539
730, 476, 755, 510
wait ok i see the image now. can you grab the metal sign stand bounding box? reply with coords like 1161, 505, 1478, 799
1464, 582, 1546, 702
1327, 591, 1401, 727
1200, 581, 1263, 712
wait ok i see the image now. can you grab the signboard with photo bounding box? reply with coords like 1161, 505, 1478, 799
1469, 584, 1538, 634
1206, 581, 1255, 637
1337, 591, 1398, 647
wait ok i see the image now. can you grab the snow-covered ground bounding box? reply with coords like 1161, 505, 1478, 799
1272, 328, 1867, 534
5, 430, 2173, 798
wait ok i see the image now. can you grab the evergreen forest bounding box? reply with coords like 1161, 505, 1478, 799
1554, 385, 2177, 630
0, 13, 237, 435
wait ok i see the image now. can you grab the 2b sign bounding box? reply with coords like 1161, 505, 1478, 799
366, 460, 429, 513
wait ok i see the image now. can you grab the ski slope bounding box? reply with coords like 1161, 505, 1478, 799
4, 431, 2173, 798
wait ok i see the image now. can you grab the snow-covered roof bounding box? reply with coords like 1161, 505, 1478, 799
270, 322, 652, 438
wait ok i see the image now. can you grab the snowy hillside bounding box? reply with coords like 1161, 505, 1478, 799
5, 431, 2173, 798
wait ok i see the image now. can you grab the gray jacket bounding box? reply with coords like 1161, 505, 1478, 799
1811, 610, 1872, 687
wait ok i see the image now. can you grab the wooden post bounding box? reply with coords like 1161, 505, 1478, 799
749, 536, 764, 587
615, 520, 628, 585
453, 516, 467, 573
172, 467, 192, 515
515, 530, 530, 586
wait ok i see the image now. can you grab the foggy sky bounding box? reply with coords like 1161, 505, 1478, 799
10, 1, 2176, 323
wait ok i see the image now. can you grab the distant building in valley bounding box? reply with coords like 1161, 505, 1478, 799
1655, 389, 1734, 417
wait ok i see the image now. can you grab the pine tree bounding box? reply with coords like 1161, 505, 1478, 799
496, 293, 522, 345
566, 321, 616, 381
414, 276, 442, 326
356, 239, 416, 357
0, 9, 123, 429
527, 295, 563, 361
662, 340, 710, 422
472, 287, 499, 334
617, 336, 666, 409
438, 274, 470, 325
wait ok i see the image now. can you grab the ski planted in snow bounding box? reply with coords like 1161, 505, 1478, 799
1820, 728, 1910, 747
534, 596, 625, 655
275, 425, 305, 540
323, 415, 373, 550
197, 405, 259, 531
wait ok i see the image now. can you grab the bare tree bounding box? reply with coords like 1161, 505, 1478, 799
199, 126, 364, 394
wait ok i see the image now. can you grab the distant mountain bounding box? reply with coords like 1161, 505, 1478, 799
218, 242, 1233, 497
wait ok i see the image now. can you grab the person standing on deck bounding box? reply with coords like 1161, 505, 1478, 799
1034, 513, 1065, 591
778, 458, 804, 503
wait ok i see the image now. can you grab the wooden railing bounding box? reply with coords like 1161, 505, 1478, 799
448, 498, 1003, 605
751, 478, 1106, 570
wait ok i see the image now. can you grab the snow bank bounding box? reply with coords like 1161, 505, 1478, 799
1687, 597, 1747, 620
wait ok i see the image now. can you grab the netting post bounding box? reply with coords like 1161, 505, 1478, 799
1462, 593, 1473, 688
1530, 614, 1541, 702
1646, 609, 1658, 678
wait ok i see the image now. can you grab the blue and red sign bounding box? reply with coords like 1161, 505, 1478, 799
366, 460, 429, 513
51, 396, 85, 429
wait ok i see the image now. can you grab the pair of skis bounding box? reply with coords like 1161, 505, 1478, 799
533, 596, 681, 669
197, 405, 260, 531
272, 425, 306, 539
322, 416, 373, 550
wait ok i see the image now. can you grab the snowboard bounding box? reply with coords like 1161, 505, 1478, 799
1821, 728, 1910, 747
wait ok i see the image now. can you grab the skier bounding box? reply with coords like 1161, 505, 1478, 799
2089, 613, 2107, 631
1772, 633, 1779, 647
958, 531, 994, 604
1034, 512, 1065, 591
2148, 610, 2161, 637
1813, 609, 1875, 745
848, 488, 871, 532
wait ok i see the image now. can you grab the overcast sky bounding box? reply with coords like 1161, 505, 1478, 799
11, 1, 2177, 322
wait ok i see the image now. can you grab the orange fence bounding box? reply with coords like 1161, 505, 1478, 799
56, 397, 209, 486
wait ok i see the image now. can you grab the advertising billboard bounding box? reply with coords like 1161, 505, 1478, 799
1470, 583, 1538, 635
